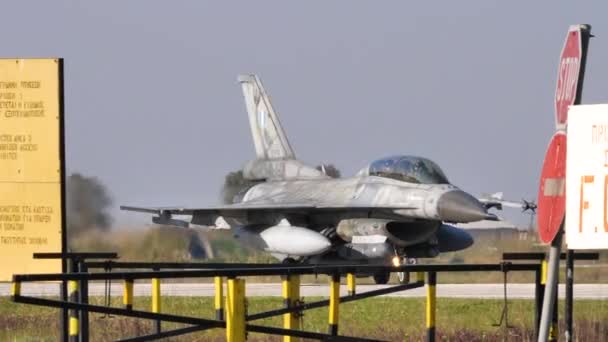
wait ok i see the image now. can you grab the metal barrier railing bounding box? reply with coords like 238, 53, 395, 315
10, 260, 549, 342
33, 252, 119, 342
502, 252, 600, 342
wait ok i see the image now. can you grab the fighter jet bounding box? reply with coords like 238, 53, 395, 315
122, 74, 498, 284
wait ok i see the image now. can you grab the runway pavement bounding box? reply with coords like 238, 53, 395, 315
1, 282, 607, 299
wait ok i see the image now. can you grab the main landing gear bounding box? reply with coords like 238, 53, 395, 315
372, 257, 417, 285
372, 272, 390, 285
282, 257, 298, 265
396, 257, 417, 284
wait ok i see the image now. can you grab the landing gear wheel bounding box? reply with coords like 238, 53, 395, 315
397, 270, 410, 284
282, 257, 297, 265
397, 257, 417, 284
373, 272, 390, 285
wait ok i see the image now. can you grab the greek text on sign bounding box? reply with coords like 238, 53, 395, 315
0, 59, 63, 280
566, 104, 608, 249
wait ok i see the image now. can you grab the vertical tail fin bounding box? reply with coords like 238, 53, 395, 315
237, 74, 327, 181
238, 74, 295, 160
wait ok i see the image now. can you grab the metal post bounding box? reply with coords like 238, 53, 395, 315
347, 273, 356, 296
328, 273, 340, 336
58, 56, 69, 342
226, 278, 245, 342
534, 261, 546, 340
426, 272, 437, 342
68, 279, 79, 342
282, 275, 301, 342
550, 285, 558, 342
214, 276, 224, 320
123, 279, 133, 311
60, 259, 72, 342
60, 281, 67, 342
78, 261, 89, 342
152, 273, 161, 334
538, 228, 563, 342
565, 249, 574, 342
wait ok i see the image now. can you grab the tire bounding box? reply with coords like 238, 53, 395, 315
397, 257, 416, 284
397, 271, 410, 284
282, 257, 297, 265
373, 272, 390, 285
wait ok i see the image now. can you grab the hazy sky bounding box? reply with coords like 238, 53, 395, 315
4, 1, 607, 226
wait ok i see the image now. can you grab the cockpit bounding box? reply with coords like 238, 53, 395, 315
363, 155, 449, 184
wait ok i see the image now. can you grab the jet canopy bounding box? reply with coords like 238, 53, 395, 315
365, 156, 449, 184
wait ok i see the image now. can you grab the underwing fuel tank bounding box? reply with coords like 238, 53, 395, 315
234, 222, 331, 257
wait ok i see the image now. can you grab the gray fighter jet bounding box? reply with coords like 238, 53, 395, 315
122, 75, 497, 284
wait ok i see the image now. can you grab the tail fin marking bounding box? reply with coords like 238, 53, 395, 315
238, 74, 295, 160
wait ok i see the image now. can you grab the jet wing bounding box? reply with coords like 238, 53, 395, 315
120, 202, 418, 228
120, 203, 319, 216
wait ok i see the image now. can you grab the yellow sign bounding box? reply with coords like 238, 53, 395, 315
0, 59, 63, 280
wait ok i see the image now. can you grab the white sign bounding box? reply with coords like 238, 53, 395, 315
566, 104, 608, 249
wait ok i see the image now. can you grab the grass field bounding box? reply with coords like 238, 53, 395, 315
1, 296, 606, 341
48, 228, 607, 340
70, 228, 608, 285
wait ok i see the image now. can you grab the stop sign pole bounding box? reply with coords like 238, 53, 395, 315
538, 24, 592, 342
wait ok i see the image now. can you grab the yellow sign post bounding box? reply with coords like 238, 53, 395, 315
0, 59, 64, 280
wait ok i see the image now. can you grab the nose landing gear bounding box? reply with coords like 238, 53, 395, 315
372, 256, 417, 285
396, 257, 417, 284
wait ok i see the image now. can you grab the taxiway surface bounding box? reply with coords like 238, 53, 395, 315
1, 283, 606, 299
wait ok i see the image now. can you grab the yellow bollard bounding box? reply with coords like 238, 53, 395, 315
69, 316, 79, 338
282, 275, 301, 342
347, 273, 356, 296
68, 280, 79, 340
226, 278, 245, 342
152, 278, 161, 313
10, 281, 21, 297
328, 274, 340, 336
426, 272, 436, 342
541, 259, 548, 285
123, 279, 133, 311
417, 272, 425, 283
152, 277, 162, 333
215, 276, 224, 320
549, 323, 558, 342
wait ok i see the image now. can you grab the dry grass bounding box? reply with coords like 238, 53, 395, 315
432, 232, 608, 283
70, 227, 274, 263
69, 227, 607, 284
1, 297, 606, 341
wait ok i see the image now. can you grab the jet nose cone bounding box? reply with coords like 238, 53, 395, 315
437, 190, 492, 223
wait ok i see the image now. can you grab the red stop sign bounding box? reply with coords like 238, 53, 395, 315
554, 26, 583, 129
537, 132, 567, 243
